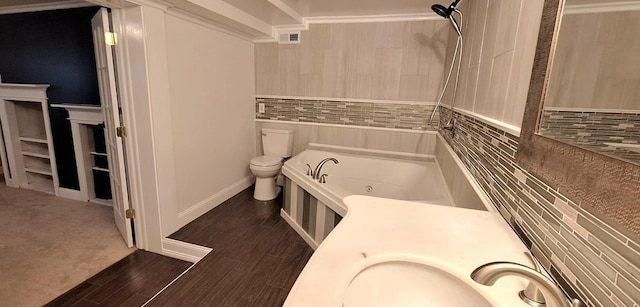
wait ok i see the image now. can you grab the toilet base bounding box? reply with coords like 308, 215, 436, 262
254, 177, 281, 201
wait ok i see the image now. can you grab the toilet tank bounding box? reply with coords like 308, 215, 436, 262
262, 128, 295, 158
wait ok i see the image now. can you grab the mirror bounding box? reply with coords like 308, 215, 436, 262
539, 0, 640, 165
517, 0, 640, 239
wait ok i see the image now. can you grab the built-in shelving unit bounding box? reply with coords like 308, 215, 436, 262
0, 83, 59, 195
51, 104, 112, 204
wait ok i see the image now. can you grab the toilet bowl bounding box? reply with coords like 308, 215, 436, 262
250, 155, 283, 201
250, 128, 294, 201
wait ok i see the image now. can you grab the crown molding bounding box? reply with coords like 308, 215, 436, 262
0, 0, 95, 15
253, 36, 277, 43
258, 12, 445, 43
122, 0, 172, 11
164, 7, 256, 42
304, 12, 443, 24
564, 1, 640, 14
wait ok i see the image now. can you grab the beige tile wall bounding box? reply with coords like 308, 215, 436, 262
255, 21, 451, 101
446, 0, 544, 128
255, 121, 437, 157
546, 10, 640, 110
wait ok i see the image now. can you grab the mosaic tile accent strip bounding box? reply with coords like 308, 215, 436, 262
439, 107, 640, 307
541, 110, 640, 163
256, 97, 438, 131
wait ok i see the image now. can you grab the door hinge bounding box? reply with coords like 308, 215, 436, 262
116, 126, 126, 138
105, 32, 118, 46
126, 208, 135, 219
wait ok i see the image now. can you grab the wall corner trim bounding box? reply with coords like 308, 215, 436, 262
161, 238, 212, 262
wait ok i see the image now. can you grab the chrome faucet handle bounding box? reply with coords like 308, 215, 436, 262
524, 251, 542, 272
471, 261, 584, 307
306, 164, 314, 176
313, 158, 339, 179
521, 251, 546, 306
319, 174, 328, 184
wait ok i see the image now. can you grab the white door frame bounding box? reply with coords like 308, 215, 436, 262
107, 1, 222, 261
106, 3, 168, 253
103, 0, 182, 255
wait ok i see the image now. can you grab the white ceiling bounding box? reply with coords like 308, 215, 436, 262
0, 0, 447, 39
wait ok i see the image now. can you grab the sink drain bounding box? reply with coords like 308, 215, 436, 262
365, 185, 373, 193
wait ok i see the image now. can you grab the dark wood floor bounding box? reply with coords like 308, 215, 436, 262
151, 188, 314, 306
47, 187, 314, 307
45, 250, 192, 306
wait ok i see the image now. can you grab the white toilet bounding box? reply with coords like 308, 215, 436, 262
250, 128, 294, 201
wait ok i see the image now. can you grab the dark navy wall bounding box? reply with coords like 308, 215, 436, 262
0, 6, 102, 190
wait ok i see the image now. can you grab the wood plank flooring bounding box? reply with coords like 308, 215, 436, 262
45, 250, 192, 306
46, 187, 314, 306
152, 188, 314, 306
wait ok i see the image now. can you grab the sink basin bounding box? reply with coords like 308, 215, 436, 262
342, 255, 493, 307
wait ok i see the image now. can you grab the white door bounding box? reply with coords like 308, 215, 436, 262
91, 8, 134, 247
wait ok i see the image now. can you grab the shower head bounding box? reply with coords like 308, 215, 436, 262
431, 4, 450, 17
431, 0, 462, 18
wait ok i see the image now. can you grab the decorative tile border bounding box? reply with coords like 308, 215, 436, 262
255, 97, 438, 131
541, 110, 640, 163
440, 107, 640, 307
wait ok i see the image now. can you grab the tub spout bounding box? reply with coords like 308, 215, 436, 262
313, 158, 339, 180
471, 262, 584, 307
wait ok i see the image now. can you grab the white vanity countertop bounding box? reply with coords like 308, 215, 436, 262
284, 195, 534, 307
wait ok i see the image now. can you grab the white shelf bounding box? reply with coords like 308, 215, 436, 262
25, 166, 53, 176
90, 151, 108, 157
1, 83, 58, 195
92, 166, 110, 173
19, 136, 48, 144
22, 151, 50, 159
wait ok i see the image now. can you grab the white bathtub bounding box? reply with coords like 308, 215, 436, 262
282, 149, 453, 216
281, 145, 492, 249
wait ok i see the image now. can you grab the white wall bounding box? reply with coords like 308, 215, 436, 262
163, 14, 256, 234
446, 0, 544, 132
111, 3, 256, 258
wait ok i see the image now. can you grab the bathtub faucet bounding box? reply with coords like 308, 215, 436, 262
471, 261, 585, 307
313, 158, 339, 180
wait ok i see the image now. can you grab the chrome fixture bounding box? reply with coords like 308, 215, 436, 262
313, 158, 339, 180
431, 0, 462, 18
521, 252, 547, 306
471, 262, 585, 307
306, 164, 314, 177
428, 0, 464, 134
319, 174, 329, 184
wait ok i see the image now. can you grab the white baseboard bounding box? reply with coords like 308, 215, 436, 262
280, 209, 319, 250
177, 175, 254, 227
58, 187, 84, 201
161, 238, 212, 263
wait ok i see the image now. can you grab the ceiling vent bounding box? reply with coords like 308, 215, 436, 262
279, 31, 301, 44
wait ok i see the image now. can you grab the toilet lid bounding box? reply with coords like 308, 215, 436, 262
250, 155, 282, 167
